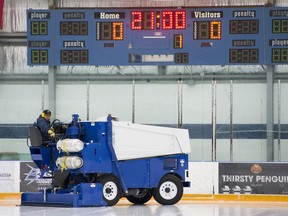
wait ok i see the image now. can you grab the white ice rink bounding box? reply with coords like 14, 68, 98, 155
1, 200, 288, 216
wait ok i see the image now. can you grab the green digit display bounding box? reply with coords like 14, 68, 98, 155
281, 20, 288, 33
272, 19, 288, 33
281, 49, 288, 62
272, 49, 281, 62
272, 48, 288, 63
40, 22, 47, 34
31, 22, 39, 35
272, 20, 281, 33
31, 21, 48, 35
40, 50, 48, 63
31, 50, 48, 64
32, 50, 40, 62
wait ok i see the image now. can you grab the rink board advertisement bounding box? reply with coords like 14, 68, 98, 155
0, 161, 20, 192
219, 163, 288, 194
20, 162, 52, 192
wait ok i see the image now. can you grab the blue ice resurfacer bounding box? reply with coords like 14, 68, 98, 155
22, 114, 191, 207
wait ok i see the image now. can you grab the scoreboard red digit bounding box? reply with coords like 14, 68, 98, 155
131, 10, 186, 30
26, 7, 288, 66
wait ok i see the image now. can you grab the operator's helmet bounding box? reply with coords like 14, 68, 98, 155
42, 109, 51, 117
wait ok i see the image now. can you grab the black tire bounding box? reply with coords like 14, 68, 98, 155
85, 173, 97, 183
153, 174, 183, 205
126, 190, 153, 204
100, 175, 122, 206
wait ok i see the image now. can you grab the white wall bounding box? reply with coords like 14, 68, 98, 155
135, 83, 178, 124
190, 139, 268, 162
56, 83, 87, 121
274, 82, 288, 123
56, 83, 133, 122
0, 139, 29, 154
274, 140, 288, 162
0, 81, 286, 125
90, 83, 133, 121
0, 83, 48, 124
183, 82, 212, 124
233, 83, 267, 124
1, 81, 288, 161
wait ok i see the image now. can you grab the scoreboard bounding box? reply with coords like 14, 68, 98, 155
27, 7, 288, 66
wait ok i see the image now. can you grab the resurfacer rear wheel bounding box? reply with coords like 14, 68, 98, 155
100, 175, 122, 206
126, 190, 153, 204
153, 175, 183, 205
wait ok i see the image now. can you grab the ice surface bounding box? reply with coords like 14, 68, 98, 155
1, 200, 288, 216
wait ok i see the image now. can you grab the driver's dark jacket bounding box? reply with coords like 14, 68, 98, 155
34, 115, 51, 141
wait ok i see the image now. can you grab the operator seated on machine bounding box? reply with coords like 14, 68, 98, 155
34, 109, 55, 142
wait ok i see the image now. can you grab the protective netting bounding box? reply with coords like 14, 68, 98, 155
1, 46, 48, 74
59, 0, 268, 8
1, 0, 48, 32
1, 0, 282, 33
0, 0, 288, 74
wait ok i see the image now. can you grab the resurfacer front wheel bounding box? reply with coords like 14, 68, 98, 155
100, 175, 122, 206
153, 175, 183, 205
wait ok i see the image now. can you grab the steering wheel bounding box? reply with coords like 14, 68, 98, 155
50, 119, 62, 134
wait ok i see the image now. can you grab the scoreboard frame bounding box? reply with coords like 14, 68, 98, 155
27, 7, 288, 66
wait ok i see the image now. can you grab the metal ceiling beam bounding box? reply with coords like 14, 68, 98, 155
49, 0, 61, 8
266, 66, 275, 162
0, 33, 27, 46
1, 72, 288, 83
48, 66, 57, 118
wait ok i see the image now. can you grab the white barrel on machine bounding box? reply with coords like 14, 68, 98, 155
56, 156, 83, 170
56, 139, 84, 152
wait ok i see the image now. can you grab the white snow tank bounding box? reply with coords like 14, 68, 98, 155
112, 121, 191, 160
